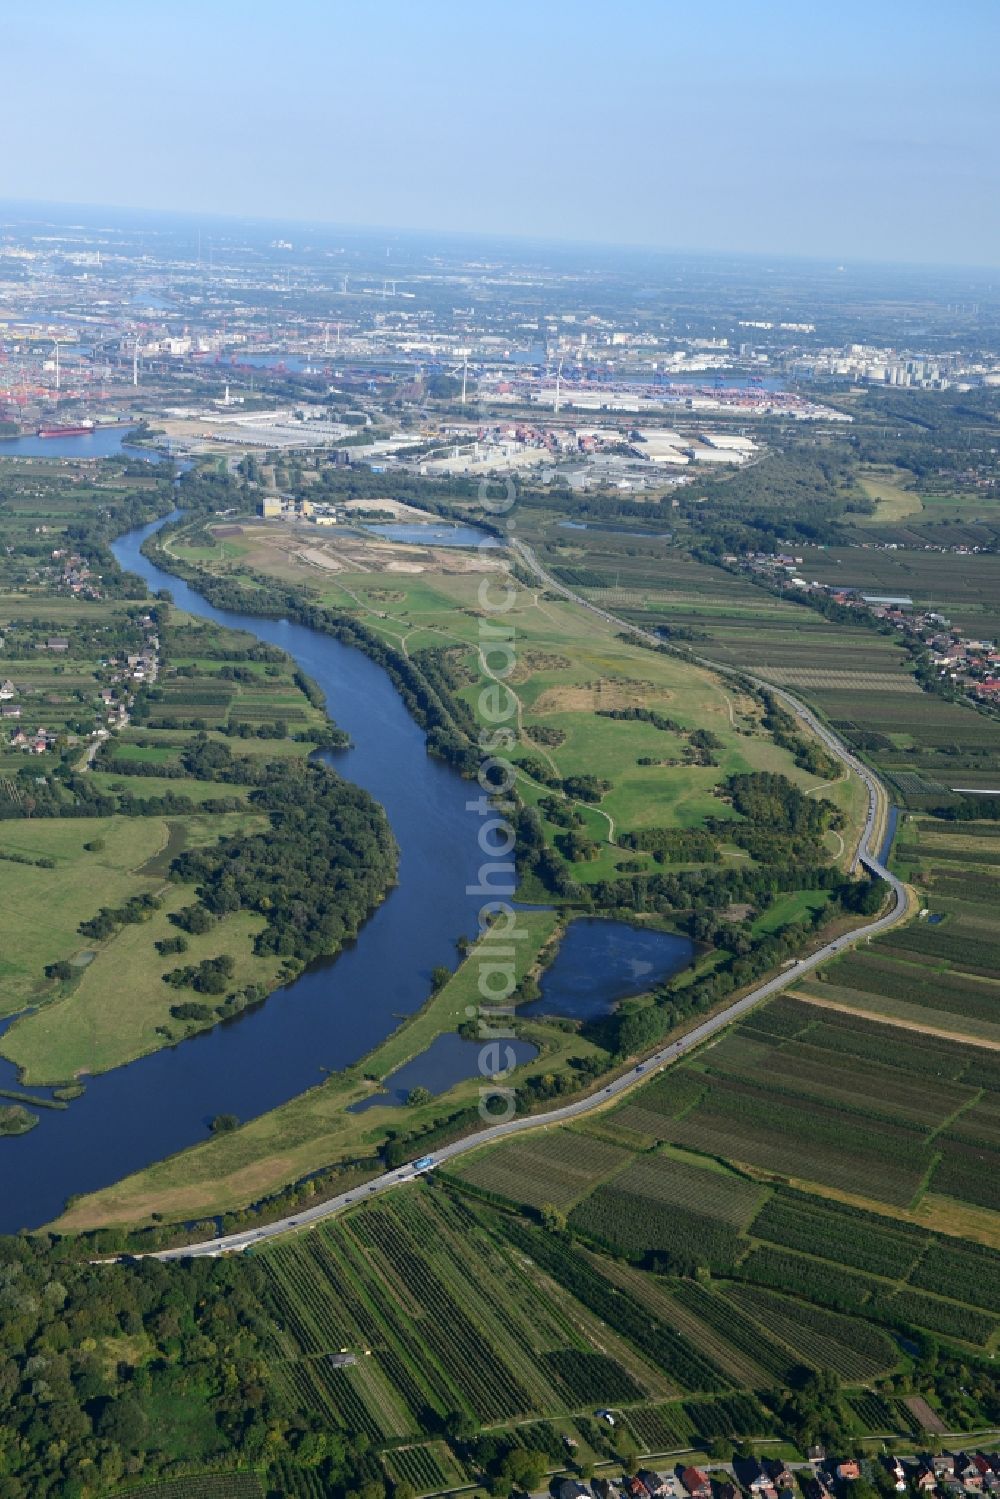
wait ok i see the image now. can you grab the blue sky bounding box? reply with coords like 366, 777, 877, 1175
6, 0, 998, 266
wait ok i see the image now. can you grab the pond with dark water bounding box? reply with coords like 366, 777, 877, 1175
521, 918, 694, 1023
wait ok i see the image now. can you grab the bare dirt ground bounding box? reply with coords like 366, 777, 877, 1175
207, 521, 506, 579
340, 497, 435, 521
534, 677, 659, 713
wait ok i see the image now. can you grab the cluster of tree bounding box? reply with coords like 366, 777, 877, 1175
597, 706, 683, 731
931, 795, 1000, 822
78, 893, 161, 942
163, 953, 235, 995
0, 1234, 388, 1497
682, 443, 869, 554
714, 770, 843, 862
619, 826, 720, 864
168, 759, 398, 965
759, 692, 840, 779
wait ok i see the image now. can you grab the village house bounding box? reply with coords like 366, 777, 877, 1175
638, 1471, 671, 1498
558, 1481, 591, 1499
955, 1456, 984, 1491
835, 1461, 861, 1483
0, 678, 15, 699
913, 1462, 939, 1492
680, 1468, 712, 1499
881, 1456, 906, 1492
763, 1461, 795, 1492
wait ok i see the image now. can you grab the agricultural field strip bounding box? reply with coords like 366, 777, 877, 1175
593, 1255, 770, 1389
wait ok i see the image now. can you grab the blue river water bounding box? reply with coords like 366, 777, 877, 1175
0, 511, 691, 1232
0, 511, 492, 1231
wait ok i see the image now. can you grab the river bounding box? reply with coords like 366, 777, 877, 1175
0, 511, 494, 1231
0, 512, 691, 1232
0, 428, 163, 462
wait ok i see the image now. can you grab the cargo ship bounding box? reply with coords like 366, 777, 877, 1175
36, 422, 96, 438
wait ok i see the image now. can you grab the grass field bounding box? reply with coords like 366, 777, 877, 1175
2, 888, 284, 1083
158, 520, 851, 880
856, 467, 924, 525
0, 816, 170, 1017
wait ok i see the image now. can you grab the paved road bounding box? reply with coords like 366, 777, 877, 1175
134, 542, 910, 1263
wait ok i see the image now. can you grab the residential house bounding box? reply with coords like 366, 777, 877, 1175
763, 1461, 795, 1491
881, 1456, 906, 1492
624, 1478, 650, 1499
1, 704, 22, 718
934, 1458, 957, 1479
681, 1468, 712, 1499
0, 679, 15, 699
735, 1458, 777, 1499
639, 1472, 670, 1498
559, 1481, 591, 1499
592, 1479, 613, 1499
835, 1461, 861, 1483
913, 1462, 938, 1492
46, 637, 69, 652
956, 1456, 984, 1492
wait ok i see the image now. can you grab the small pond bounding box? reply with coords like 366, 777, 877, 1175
520, 918, 694, 1023
349, 1033, 538, 1113
364, 523, 500, 548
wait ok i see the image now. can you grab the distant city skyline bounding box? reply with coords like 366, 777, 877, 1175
5, 0, 999, 269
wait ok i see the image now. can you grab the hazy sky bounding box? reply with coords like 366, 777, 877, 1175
6, 0, 998, 266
